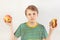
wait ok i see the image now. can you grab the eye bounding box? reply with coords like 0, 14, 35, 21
28, 13, 31, 16
33, 13, 35, 15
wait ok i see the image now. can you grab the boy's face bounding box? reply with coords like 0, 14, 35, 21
26, 9, 38, 22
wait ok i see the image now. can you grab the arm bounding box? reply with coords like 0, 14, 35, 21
6, 23, 17, 40
9, 24, 21, 40
43, 28, 54, 40
9, 25, 17, 40
43, 21, 57, 40
42, 28, 53, 40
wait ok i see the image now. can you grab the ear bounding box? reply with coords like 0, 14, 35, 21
37, 13, 38, 16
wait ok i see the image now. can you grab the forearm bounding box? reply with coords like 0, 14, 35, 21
9, 26, 17, 40
43, 28, 53, 40
44, 29, 53, 40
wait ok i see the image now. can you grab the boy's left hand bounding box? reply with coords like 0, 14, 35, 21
49, 20, 57, 32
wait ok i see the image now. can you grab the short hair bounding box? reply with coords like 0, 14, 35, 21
25, 5, 38, 15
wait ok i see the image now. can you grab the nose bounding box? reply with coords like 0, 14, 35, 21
31, 14, 34, 18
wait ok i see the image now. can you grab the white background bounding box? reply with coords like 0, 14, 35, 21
0, 0, 60, 40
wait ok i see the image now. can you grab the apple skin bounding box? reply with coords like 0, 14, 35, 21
51, 18, 57, 28
4, 15, 12, 23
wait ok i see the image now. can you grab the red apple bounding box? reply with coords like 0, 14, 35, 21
4, 15, 12, 23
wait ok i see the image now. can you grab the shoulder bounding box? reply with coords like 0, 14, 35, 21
38, 23, 44, 27
18, 22, 26, 28
20, 22, 26, 26
38, 23, 45, 29
38, 23, 47, 31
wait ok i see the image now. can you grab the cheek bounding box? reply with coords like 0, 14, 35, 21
26, 15, 31, 19
34, 16, 38, 19
34, 15, 38, 18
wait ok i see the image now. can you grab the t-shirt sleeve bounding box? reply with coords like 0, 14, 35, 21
42, 25, 48, 39
14, 25, 21, 38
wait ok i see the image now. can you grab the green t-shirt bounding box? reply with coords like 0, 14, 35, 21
14, 22, 48, 40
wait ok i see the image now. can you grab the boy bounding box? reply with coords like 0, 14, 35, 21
6, 5, 57, 40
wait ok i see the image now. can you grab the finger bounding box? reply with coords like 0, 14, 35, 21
49, 21, 53, 27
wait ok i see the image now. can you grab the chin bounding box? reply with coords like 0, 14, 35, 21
30, 20, 35, 22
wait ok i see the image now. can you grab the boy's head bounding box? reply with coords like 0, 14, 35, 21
25, 5, 39, 22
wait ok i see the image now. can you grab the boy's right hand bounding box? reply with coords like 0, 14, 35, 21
5, 22, 13, 27
3, 15, 12, 27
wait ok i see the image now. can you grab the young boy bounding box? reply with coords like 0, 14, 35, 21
6, 5, 56, 40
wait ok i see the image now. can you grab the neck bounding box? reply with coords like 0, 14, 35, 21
28, 21, 38, 26
28, 21, 36, 24
26, 21, 38, 28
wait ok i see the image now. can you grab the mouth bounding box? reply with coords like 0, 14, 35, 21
31, 18, 34, 20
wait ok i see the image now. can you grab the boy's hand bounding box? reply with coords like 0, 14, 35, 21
49, 19, 57, 32
5, 22, 12, 27
3, 15, 12, 27
46, 19, 57, 40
